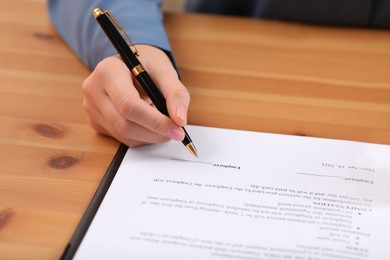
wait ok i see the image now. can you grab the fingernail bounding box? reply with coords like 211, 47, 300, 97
176, 105, 187, 124
168, 128, 184, 141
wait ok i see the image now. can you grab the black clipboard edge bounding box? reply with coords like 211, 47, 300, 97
60, 143, 128, 260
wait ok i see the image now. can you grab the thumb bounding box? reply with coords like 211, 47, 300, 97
165, 79, 190, 127
135, 44, 190, 127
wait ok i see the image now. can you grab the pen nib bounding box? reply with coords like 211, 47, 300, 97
186, 143, 198, 157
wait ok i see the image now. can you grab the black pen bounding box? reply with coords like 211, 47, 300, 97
92, 8, 197, 157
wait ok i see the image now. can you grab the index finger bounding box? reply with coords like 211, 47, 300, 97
103, 57, 185, 140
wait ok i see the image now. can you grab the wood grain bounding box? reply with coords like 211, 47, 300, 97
165, 14, 390, 144
1, 0, 389, 259
0, 1, 118, 258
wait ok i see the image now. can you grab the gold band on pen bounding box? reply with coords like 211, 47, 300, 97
131, 64, 145, 76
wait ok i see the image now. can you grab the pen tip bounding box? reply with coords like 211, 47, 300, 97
186, 143, 198, 157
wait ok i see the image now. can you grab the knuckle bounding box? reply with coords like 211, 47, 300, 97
152, 116, 167, 134
81, 77, 93, 96
170, 88, 190, 102
114, 119, 129, 138
82, 59, 111, 95
82, 98, 89, 110
176, 88, 190, 98
82, 100, 97, 123
117, 98, 135, 118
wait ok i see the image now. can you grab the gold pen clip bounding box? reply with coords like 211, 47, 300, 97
93, 8, 139, 56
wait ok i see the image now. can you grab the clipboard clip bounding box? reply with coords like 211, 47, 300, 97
93, 8, 139, 56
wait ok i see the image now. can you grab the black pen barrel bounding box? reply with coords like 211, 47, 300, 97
95, 12, 139, 69
93, 8, 197, 156
136, 73, 169, 116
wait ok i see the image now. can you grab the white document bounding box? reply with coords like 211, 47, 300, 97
74, 125, 390, 260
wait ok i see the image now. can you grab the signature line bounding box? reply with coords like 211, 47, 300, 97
296, 172, 344, 179
170, 157, 213, 165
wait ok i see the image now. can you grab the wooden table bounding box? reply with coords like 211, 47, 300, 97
1, 0, 389, 259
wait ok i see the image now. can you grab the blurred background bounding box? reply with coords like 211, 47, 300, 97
163, 0, 186, 12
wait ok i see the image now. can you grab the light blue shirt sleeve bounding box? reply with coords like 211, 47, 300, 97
48, 0, 172, 70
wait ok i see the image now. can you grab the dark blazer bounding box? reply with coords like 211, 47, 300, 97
186, 0, 390, 28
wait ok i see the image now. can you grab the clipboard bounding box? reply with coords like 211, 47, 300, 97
60, 143, 128, 260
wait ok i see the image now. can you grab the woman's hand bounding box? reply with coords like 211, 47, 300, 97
81, 44, 190, 147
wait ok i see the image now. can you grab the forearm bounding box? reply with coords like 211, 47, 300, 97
48, 0, 173, 69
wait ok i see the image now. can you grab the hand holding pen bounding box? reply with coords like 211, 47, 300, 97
82, 8, 197, 156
